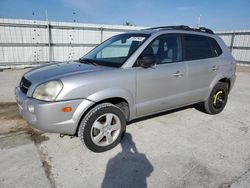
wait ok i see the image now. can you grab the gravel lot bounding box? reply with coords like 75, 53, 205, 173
0, 67, 250, 188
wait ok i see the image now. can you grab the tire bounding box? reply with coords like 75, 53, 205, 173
203, 82, 229, 114
78, 103, 126, 152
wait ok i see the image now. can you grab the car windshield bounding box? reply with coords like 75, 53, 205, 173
79, 33, 149, 67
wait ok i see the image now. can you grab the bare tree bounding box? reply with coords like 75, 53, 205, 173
124, 21, 134, 26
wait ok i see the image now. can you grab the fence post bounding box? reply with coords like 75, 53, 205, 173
230, 32, 235, 53
100, 27, 104, 43
47, 23, 52, 62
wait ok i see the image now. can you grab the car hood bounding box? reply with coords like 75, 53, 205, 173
24, 61, 113, 83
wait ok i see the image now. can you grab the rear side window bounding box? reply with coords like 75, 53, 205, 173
183, 34, 213, 61
208, 37, 223, 57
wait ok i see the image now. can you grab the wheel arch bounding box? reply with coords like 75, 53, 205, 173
74, 89, 134, 136
209, 74, 231, 93
218, 77, 231, 91
86, 88, 134, 117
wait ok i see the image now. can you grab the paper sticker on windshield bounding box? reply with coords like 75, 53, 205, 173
127, 37, 145, 42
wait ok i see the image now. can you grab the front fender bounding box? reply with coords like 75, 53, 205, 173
87, 88, 136, 119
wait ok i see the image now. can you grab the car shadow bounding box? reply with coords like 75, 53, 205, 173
101, 133, 153, 188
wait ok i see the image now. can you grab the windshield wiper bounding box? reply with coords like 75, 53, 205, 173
78, 58, 99, 66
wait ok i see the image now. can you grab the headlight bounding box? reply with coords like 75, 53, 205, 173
33, 80, 63, 101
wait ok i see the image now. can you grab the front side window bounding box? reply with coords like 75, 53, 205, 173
81, 34, 149, 67
183, 34, 213, 61
139, 34, 182, 65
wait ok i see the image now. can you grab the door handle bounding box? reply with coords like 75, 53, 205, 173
212, 65, 219, 71
173, 70, 184, 77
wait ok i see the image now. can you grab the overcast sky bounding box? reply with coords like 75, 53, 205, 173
0, 0, 250, 31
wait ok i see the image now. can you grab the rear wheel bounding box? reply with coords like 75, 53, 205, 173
78, 103, 126, 152
203, 82, 228, 114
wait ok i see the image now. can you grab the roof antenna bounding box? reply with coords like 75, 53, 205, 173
197, 14, 202, 27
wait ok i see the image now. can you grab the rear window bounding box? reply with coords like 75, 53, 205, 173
208, 37, 223, 57
183, 34, 213, 61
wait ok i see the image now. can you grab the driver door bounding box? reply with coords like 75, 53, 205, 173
135, 34, 189, 116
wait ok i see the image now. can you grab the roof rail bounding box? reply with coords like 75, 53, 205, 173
143, 25, 214, 35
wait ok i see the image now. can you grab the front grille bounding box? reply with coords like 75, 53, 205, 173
20, 77, 32, 95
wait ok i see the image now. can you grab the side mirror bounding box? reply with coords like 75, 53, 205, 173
138, 55, 156, 68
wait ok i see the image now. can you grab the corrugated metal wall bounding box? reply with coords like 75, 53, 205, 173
0, 18, 249, 68
216, 30, 250, 64
0, 19, 143, 68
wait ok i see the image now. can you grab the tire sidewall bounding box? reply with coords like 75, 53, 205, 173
207, 82, 228, 114
78, 103, 126, 152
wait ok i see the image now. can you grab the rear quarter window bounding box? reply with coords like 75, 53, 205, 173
207, 37, 223, 57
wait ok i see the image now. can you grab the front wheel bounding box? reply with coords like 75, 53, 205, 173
203, 82, 229, 114
78, 103, 126, 152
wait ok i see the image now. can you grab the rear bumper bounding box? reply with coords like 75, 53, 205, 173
230, 74, 236, 92
15, 87, 94, 135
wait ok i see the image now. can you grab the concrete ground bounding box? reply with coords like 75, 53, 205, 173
0, 67, 250, 188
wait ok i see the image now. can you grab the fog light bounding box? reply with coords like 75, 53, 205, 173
62, 107, 72, 112
27, 104, 35, 113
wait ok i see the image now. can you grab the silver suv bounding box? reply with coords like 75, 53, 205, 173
15, 26, 236, 152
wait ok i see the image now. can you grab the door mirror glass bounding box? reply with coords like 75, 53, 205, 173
138, 55, 156, 68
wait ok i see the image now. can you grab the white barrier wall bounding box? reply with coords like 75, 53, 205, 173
0, 19, 143, 68
0, 18, 250, 68
216, 30, 250, 64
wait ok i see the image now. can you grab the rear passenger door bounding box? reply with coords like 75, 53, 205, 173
182, 34, 221, 103
136, 34, 189, 116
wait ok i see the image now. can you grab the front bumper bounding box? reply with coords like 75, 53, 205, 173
15, 87, 94, 135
